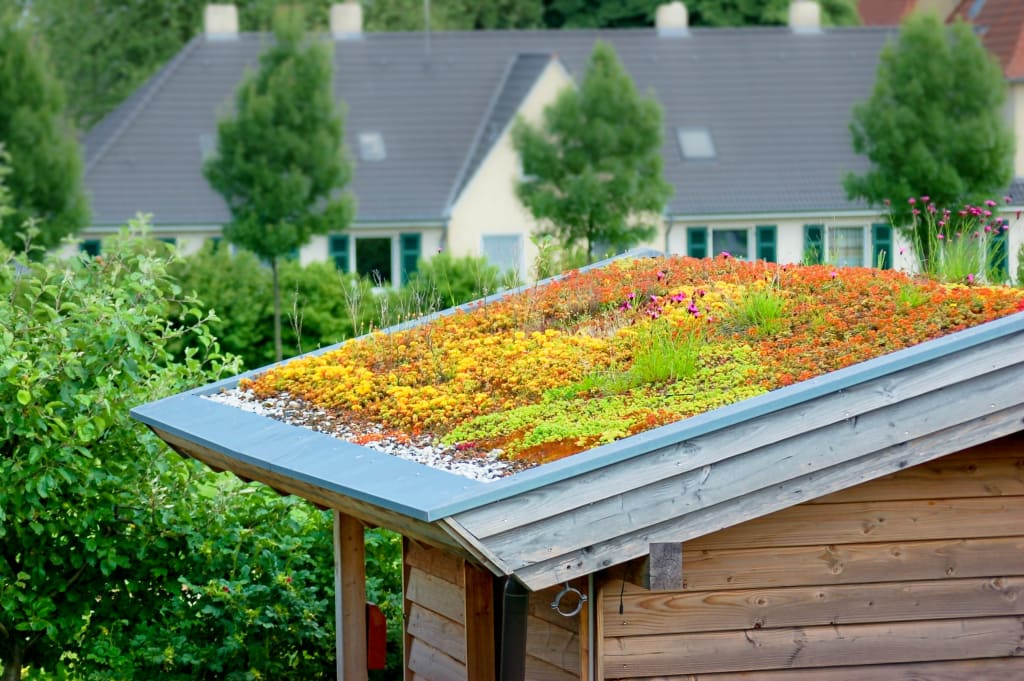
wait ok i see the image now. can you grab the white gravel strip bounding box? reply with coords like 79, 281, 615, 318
204, 388, 514, 482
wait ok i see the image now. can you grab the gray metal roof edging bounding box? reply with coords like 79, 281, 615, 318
427, 309, 1024, 518
131, 250, 1024, 522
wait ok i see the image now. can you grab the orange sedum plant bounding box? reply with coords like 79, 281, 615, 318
241, 256, 1024, 466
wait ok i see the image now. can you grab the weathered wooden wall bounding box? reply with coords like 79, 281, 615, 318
403, 539, 585, 681
404, 539, 495, 681
526, 583, 584, 681
598, 434, 1024, 680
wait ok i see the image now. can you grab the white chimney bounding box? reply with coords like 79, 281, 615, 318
789, 0, 821, 33
656, 2, 689, 38
331, 2, 363, 40
204, 4, 239, 41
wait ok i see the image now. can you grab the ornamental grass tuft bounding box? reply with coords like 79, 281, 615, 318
241, 255, 1024, 466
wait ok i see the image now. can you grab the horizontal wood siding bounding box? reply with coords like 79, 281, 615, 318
527, 584, 583, 680
600, 437, 1024, 679
405, 540, 470, 681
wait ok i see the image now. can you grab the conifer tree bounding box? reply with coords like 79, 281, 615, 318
204, 7, 354, 361
512, 41, 672, 263
0, 11, 89, 251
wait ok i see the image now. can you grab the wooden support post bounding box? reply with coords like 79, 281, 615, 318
463, 561, 496, 681
334, 510, 367, 681
648, 543, 683, 592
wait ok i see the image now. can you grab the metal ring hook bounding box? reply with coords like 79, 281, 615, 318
550, 583, 587, 617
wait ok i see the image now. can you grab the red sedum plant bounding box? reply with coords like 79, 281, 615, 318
242, 256, 1024, 467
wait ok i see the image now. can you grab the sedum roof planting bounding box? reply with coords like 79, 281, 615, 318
239, 255, 1024, 469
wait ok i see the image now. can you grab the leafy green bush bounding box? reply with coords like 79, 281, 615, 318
403, 251, 502, 311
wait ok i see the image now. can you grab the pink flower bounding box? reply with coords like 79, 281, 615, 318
985, 199, 997, 207
983, 210, 992, 217
937, 220, 946, 228
1003, 195, 1013, 204
967, 273, 975, 283
883, 198, 891, 206
912, 208, 921, 216
937, 233, 945, 240
899, 247, 906, 255
830, 271, 838, 279
908, 197, 917, 205
921, 195, 930, 202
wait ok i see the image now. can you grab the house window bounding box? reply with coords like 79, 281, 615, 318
358, 132, 387, 162
828, 227, 864, 267
400, 233, 421, 285
329, 234, 350, 273
804, 225, 892, 269
79, 239, 101, 256
676, 127, 716, 160
209, 236, 223, 253
481, 235, 523, 274
356, 237, 393, 285
158, 237, 177, 247
712, 229, 749, 259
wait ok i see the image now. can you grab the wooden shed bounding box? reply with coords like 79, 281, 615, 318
132, 275, 1024, 680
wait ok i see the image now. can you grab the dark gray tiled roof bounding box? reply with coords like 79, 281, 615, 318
85, 26, 904, 226
447, 52, 552, 211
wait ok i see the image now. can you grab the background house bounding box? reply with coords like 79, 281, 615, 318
76, 1, 1024, 281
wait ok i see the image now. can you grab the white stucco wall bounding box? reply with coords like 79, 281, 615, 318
446, 59, 574, 280
1009, 81, 1024, 179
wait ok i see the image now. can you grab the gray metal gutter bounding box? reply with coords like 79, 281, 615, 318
131, 251, 1024, 522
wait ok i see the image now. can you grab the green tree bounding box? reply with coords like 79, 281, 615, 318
0, 225, 233, 681
512, 41, 673, 263
542, 0, 858, 28
0, 11, 89, 252
204, 8, 354, 362
365, 0, 542, 31
844, 14, 1013, 253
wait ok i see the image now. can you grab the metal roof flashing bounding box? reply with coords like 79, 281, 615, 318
131, 255, 1024, 523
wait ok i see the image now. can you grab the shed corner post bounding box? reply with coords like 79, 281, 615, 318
333, 510, 368, 681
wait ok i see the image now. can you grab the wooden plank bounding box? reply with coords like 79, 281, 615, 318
527, 613, 581, 673
579, 580, 591, 681
440, 516, 513, 575
405, 539, 466, 587
675, 535, 1024, 592
406, 566, 466, 624
649, 543, 683, 592
481, 366, 1024, 568
160, 430, 466, 554
811, 450, 1024, 504
335, 511, 367, 681
626, 656, 1024, 680
602, 615, 1024, 678
463, 561, 496, 681
406, 603, 466, 663
685, 496, 1024, 552
603, 576, 1024, 637
454, 335, 1024, 540
512, 406, 1024, 590
403, 537, 414, 681
407, 638, 467, 681
525, 654, 580, 681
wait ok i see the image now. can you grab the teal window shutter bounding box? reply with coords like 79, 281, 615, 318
803, 224, 824, 264
871, 224, 892, 269
990, 227, 1009, 282
329, 234, 349, 273
79, 239, 101, 256
209, 236, 223, 253
686, 227, 708, 258
400, 233, 421, 284
159, 237, 177, 247
755, 225, 777, 262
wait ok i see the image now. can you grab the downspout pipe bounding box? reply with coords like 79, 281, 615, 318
499, 577, 530, 681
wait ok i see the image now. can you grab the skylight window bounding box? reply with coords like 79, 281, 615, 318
358, 132, 387, 162
676, 127, 716, 160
